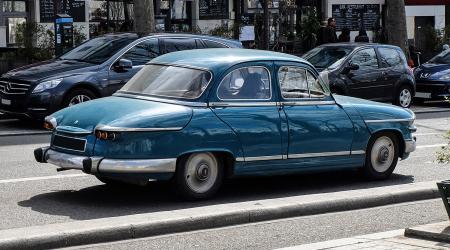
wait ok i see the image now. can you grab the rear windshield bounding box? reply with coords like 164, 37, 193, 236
60, 36, 135, 64
303, 46, 354, 69
120, 64, 212, 99
428, 50, 450, 64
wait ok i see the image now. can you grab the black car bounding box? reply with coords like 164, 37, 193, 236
413, 49, 450, 102
0, 33, 242, 120
303, 43, 415, 108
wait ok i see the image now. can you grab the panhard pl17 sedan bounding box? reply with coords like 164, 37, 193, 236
34, 49, 417, 200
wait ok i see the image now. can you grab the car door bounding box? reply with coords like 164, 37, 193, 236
276, 62, 356, 168
107, 38, 160, 95
377, 47, 404, 100
210, 62, 284, 173
343, 48, 385, 100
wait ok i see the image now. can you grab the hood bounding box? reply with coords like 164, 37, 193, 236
51, 96, 193, 132
2, 59, 98, 82
415, 63, 450, 80
334, 95, 414, 121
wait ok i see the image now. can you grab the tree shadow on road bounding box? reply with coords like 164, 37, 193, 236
17, 170, 415, 222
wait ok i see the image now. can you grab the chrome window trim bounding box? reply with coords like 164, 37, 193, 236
365, 118, 415, 123
209, 102, 278, 107
281, 100, 336, 106
114, 92, 208, 107
109, 38, 159, 71
52, 133, 87, 153
95, 124, 183, 132
216, 66, 273, 101
119, 63, 213, 100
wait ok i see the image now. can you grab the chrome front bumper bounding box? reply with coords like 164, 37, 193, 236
34, 147, 176, 174
401, 137, 416, 160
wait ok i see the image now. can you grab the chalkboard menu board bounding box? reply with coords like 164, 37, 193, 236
40, 0, 86, 23
199, 0, 229, 20
331, 4, 380, 31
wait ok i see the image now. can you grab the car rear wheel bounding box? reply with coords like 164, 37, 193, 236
175, 152, 223, 200
395, 85, 412, 108
362, 132, 399, 180
63, 88, 96, 108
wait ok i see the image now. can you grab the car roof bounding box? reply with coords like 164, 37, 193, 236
151, 48, 311, 73
319, 42, 401, 50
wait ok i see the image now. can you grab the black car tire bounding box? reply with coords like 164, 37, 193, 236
362, 132, 399, 180
174, 152, 224, 200
63, 88, 96, 108
394, 85, 413, 108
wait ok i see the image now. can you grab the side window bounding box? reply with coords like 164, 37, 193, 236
306, 71, 326, 98
161, 38, 197, 54
121, 39, 159, 66
203, 40, 228, 48
378, 48, 402, 68
278, 66, 309, 99
218, 67, 271, 100
351, 48, 379, 70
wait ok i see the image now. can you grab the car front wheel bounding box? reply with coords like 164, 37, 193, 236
63, 88, 96, 108
175, 152, 224, 200
395, 85, 412, 108
363, 132, 399, 180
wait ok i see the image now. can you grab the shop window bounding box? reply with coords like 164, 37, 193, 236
89, 0, 134, 38
7, 17, 26, 44
2, 0, 26, 12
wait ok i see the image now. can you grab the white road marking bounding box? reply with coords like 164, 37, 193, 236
0, 174, 88, 184
414, 132, 444, 136
417, 144, 447, 149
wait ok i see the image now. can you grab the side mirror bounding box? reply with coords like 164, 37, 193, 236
114, 58, 132, 72
343, 61, 359, 74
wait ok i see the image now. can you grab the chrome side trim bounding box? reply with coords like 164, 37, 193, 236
289, 151, 350, 159
365, 118, 414, 123
114, 92, 208, 107
98, 158, 176, 174
55, 127, 92, 135
404, 139, 416, 153
236, 157, 245, 162
45, 149, 86, 170
281, 101, 336, 106
245, 155, 283, 161
351, 150, 366, 155
209, 102, 278, 107
95, 124, 183, 132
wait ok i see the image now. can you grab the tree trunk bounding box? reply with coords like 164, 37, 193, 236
133, 0, 155, 36
385, 0, 408, 53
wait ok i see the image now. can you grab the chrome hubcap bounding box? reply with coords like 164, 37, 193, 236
184, 153, 218, 194
399, 89, 411, 107
371, 136, 395, 173
69, 95, 91, 106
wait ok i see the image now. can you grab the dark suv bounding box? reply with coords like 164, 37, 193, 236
0, 33, 242, 120
303, 43, 415, 108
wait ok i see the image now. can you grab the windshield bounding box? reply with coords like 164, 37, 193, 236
60, 37, 135, 64
120, 64, 212, 99
303, 46, 353, 69
428, 50, 450, 64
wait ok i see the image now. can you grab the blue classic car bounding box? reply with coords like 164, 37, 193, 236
34, 49, 417, 200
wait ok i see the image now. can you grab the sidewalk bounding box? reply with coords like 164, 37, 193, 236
280, 222, 450, 250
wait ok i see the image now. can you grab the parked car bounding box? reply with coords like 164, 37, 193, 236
303, 43, 416, 108
34, 49, 416, 200
0, 33, 242, 120
413, 49, 450, 102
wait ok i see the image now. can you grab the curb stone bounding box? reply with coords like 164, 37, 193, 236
0, 181, 441, 249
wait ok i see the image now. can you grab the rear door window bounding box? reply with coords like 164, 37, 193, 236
161, 38, 197, 54
378, 47, 403, 68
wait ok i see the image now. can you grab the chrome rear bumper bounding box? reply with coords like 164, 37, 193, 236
34, 147, 176, 174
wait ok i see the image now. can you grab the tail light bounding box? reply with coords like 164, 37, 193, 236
95, 130, 119, 140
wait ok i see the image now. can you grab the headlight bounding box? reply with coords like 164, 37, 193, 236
32, 78, 63, 93
439, 75, 450, 81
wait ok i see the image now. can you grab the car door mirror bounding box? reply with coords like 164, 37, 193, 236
342, 61, 359, 74
114, 59, 133, 72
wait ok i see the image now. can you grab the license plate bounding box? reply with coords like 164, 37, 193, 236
1, 98, 11, 105
415, 92, 431, 98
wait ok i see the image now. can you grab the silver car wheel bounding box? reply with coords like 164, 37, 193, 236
184, 152, 219, 194
399, 88, 411, 108
370, 136, 395, 173
69, 95, 92, 106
